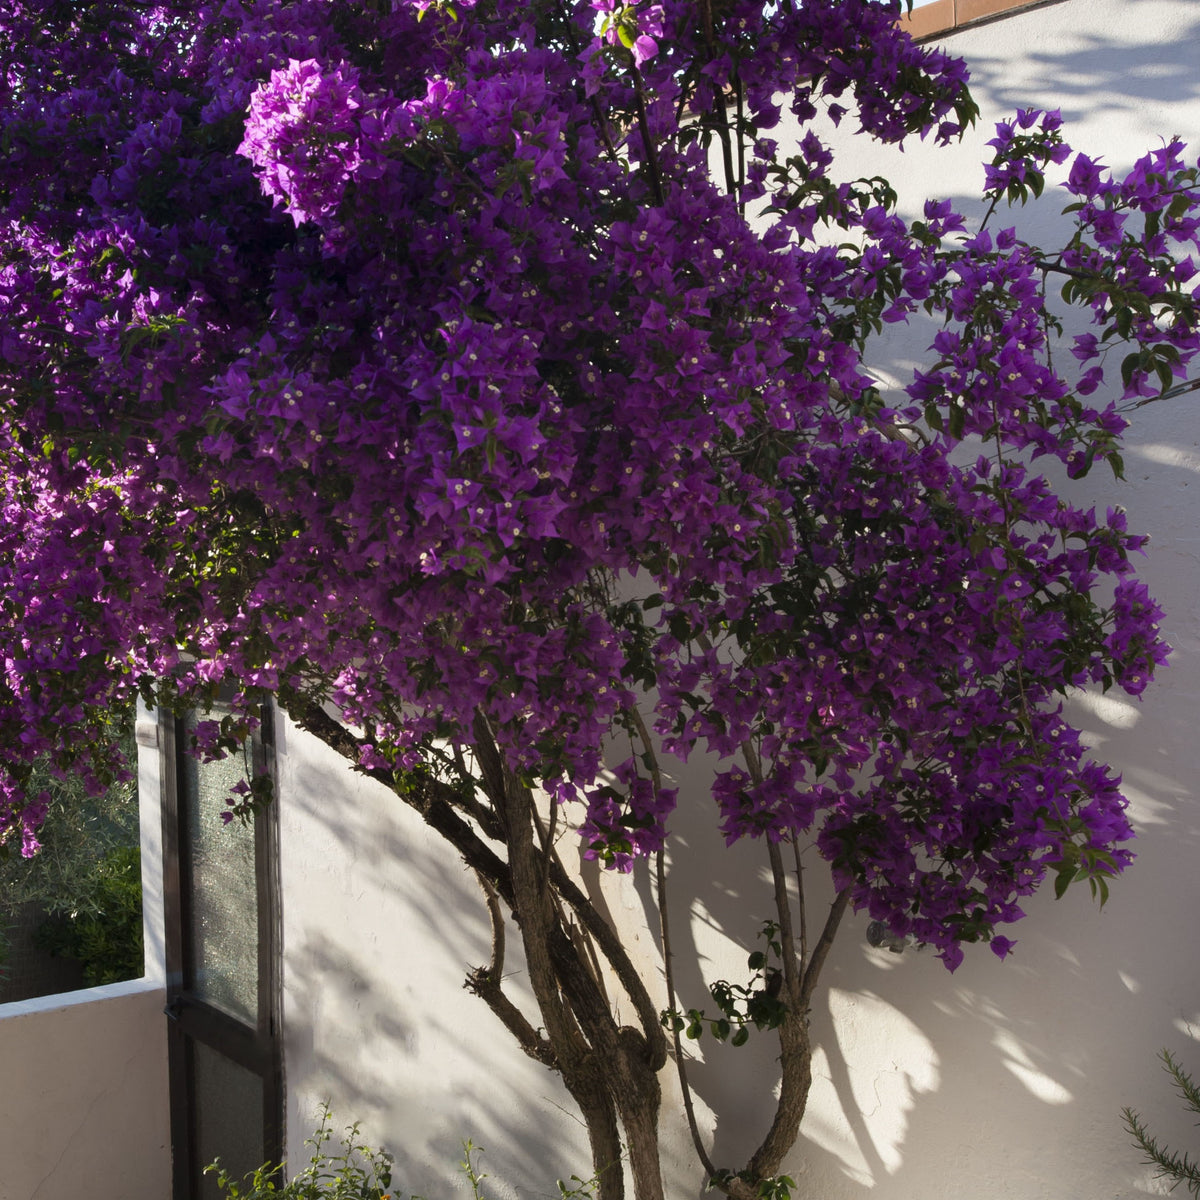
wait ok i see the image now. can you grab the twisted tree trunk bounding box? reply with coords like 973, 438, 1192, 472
292, 699, 840, 1200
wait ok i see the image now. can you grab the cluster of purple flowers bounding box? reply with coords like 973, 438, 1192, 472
238, 57, 368, 226
0, 0, 1196, 965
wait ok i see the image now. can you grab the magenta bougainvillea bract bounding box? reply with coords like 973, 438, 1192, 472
1, 0, 1197, 969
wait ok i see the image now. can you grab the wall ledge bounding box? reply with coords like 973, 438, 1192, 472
0, 973, 164, 1021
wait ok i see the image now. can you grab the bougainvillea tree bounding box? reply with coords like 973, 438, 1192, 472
1, 0, 1198, 1195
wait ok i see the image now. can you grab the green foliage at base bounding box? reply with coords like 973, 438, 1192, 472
208, 1108, 598, 1200
207, 1106, 393, 1200
1123, 1049, 1200, 1195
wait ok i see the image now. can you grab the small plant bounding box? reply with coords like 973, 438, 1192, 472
707, 1167, 795, 1200
1123, 1049, 1200, 1195
556, 1171, 600, 1200
662, 922, 789, 1047
459, 1140, 488, 1200
208, 1111, 596, 1200
206, 1104, 393, 1199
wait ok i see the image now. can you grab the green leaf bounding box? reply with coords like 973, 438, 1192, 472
1120, 351, 1141, 389
947, 402, 965, 441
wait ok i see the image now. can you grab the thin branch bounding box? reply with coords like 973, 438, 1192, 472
1034, 258, 1095, 280
629, 703, 719, 1178
465, 870, 559, 1068
791, 835, 808, 971
697, 0, 737, 198
292, 700, 517, 906
1123, 375, 1200, 409
799, 887, 850, 1011
470, 709, 508, 808
732, 733, 814, 1183
627, 706, 663, 792
553, 0, 621, 164
549, 852, 669, 1068
767, 839, 800, 999
531, 784, 560, 893
656, 846, 719, 1180
450, 742, 505, 840
475, 869, 506, 982
566, 912, 613, 1011
465, 967, 560, 1068
734, 74, 746, 213
630, 68, 666, 206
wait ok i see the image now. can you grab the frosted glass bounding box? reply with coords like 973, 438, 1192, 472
193, 1040, 266, 1198
183, 711, 259, 1026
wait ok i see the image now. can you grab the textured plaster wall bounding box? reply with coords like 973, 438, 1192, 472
278, 3, 1200, 1198
0, 980, 170, 1200
277, 713, 592, 1197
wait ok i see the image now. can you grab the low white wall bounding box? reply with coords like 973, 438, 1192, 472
0, 980, 170, 1200
0, 702, 171, 1200
276, 3, 1200, 1198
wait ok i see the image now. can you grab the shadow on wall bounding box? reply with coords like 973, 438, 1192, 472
627, 532, 1200, 1200
269, 509, 1200, 1200
954, 5, 1200, 139
270, 422, 1200, 1200
777, 9, 1200, 1180
668, 284, 1200, 1199
277, 733, 592, 1200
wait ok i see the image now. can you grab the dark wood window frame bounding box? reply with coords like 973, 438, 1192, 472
161, 701, 283, 1199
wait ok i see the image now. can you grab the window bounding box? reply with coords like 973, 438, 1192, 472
161, 700, 282, 1200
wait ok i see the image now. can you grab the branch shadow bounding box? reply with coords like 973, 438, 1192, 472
274, 723, 591, 1200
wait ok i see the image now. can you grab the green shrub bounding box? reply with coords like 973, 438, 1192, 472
207, 1107, 598, 1200
0, 704, 140, 990
34, 844, 144, 985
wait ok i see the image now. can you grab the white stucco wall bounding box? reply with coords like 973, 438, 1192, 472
277, 3, 1200, 1198
276, 714, 593, 1197
0, 980, 170, 1200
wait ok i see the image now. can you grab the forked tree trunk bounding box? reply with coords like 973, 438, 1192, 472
293, 700, 835, 1200
614, 1074, 665, 1200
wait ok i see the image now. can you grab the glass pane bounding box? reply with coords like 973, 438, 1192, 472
183, 710, 259, 1025
192, 1040, 266, 1199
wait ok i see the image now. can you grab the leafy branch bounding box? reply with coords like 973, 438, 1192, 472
1123, 1049, 1200, 1196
